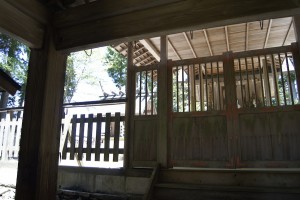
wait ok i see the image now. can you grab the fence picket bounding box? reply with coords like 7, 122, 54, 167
104, 113, 111, 161
95, 113, 102, 161
86, 114, 93, 161
78, 114, 85, 160
70, 114, 77, 160
113, 112, 121, 162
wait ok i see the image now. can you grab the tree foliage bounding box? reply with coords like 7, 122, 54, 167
104, 47, 127, 89
0, 33, 30, 107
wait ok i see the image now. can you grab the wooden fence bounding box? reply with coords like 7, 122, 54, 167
0, 111, 125, 163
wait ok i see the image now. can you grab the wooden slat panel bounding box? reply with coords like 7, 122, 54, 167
86, 114, 93, 161
70, 115, 77, 160
113, 112, 121, 162
133, 119, 157, 161
95, 113, 102, 161
77, 114, 85, 160
104, 113, 111, 161
171, 115, 228, 164
239, 111, 300, 167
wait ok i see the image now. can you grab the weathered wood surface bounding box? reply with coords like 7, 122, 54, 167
62, 113, 125, 162
15, 32, 67, 200
133, 118, 157, 162
171, 115, 229, 167
0, 0, 47, 48
54, 0, 300, 51
238, 111, 300, 167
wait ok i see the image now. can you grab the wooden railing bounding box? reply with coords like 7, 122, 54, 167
0, 113, 22, 160
60, 112, 125, 162
0, 110, 125, 164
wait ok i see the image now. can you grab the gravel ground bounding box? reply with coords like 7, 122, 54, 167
0, 160, 17, 200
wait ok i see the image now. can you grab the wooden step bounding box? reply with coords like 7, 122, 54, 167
153, 183, 300, 200
158, 168, 300, 188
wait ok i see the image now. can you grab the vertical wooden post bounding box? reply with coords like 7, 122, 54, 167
15, 30, 67, 200
262, 58, 271, 106
223, 51, 237, 168
124, 42, 134, 169
157, 36, 168, 167
189, 66, 196, 111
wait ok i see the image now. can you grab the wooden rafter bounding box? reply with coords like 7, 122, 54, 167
282, 18, 293, 46
225, 26, 230, 51
135, 56, 153, 65
203, 29, 213, 56
133, 45, 145, 54
245, 22, 249, 51
183, 32, 197, 58
168, 38, 181, 60
134, 51, 149, 60
264, 19, 273, 48
139, 39, 160, 61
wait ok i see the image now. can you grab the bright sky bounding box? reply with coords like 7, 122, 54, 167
66, 47, 126, 115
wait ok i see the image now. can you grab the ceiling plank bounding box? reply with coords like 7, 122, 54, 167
203, 29, 213, 56
54, 0, 300, 51
0, 0, 47, 48
139, 39, 160, 61
264, 19, 272, 48
282, 18, 293, 46
168, 38, 181, 60
183, 32, 197, 58
135, 56, 153, 65
245, 23, 249, 51
224, 26, 230, 51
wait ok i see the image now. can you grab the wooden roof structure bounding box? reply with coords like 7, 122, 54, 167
113, 17, 296, 66
0, 68, 21, 95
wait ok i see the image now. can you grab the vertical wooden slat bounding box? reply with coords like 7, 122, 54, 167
263, 55, 272, 106
217, 62, 221, 110
181, 65, 185, 112
211, 62, 214, 110
176, 66, 179, 112
145, 71, 148, 115
187, 65, 191, 112
193, 64, 196, 111
238, 59, 244, 108
62, 130, 68, 160
291, 42, 300, 99
205, 63, 208, 111
113, 112, 121, 162
285, 52, 294, 105
251, 56, 258, 105
95, 113, 102, 161
70, 114, 77, 160
86, 114, 93, 161
139, 71, 142, 115
271, 54, 280, 106
104, 113, 111, 161
151, 70, 154, 115
245, 57, 251, 103
78, 114, 85, 160
200, 64, 204, 111
258, 56, 266, 106
278, 53, 287, 105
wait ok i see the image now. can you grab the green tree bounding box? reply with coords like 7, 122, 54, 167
104, 47, 127, 89
0, 33, 30, 110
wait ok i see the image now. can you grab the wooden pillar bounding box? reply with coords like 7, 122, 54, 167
223, 51, 237, 168
189, 66, 196, 111
15, 30, 67, 200
157, 36, 168, 167
125, 42, 134, 169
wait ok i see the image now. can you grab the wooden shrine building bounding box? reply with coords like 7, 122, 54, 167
1, 0, 300, 199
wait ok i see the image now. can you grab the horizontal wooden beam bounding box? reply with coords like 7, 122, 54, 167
0, 68, 21, 95
0, 0, 48, 48
54, 0, 300, 51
